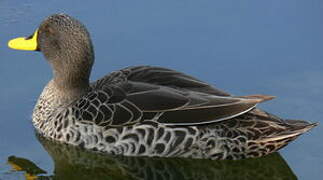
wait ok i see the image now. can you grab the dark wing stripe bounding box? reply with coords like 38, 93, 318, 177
158, 102, 257, 125
123, 66, 230, 96
175, 95, 265, 110
126, 89, 189, 111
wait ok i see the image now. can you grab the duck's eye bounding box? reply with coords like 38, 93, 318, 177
47, 27, 55, 34
43, 24, 56, 35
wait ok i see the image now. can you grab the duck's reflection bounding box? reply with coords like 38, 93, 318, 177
8, 134, 297, 180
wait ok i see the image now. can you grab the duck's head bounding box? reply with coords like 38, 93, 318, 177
8, 14, 94, 91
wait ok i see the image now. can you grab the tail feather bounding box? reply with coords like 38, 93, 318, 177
260, 120, 317, 142
242, 118, 317, 159
285, 119, 318, 129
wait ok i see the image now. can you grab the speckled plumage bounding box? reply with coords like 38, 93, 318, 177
16, 14, 316, 160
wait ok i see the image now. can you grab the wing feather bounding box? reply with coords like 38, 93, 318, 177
74, 66, 274, 126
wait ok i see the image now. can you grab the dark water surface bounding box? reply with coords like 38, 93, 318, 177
0, 0, 322, 179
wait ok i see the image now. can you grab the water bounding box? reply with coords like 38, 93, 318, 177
0, 0, 322, 179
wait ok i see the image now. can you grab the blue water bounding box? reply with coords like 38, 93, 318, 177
0, 0, 322, 179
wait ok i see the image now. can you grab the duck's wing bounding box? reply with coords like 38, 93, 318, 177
75, 66, 274, 126
121, 66, 231, 96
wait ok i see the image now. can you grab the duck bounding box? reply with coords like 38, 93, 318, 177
8, 13, 317, 160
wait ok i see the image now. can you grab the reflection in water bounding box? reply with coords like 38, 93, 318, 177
7, 156, 46, 180
7, 134, 297, 180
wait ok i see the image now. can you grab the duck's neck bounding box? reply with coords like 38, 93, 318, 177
49, 51, 94, 102
54, 68, 89, 90
52, 67, 91, 102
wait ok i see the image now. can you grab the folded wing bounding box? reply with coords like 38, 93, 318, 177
76, 66, 274, 126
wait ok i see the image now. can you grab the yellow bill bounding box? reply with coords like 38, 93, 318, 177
8, 29, 39, 51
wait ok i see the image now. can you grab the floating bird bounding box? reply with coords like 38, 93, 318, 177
8, 14, 317, 160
